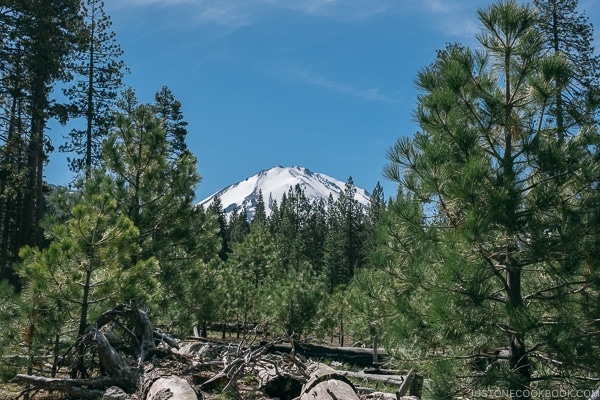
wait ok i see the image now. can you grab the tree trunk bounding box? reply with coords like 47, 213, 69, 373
506, 259, 531, 399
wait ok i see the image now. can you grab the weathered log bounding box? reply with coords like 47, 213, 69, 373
338, 368, 422, 398
300, 365, 360, 400
153, 331, 180, 350
11, 328, 140, 398
146, 376, 198, 400
268, 340, 387, 368
255, 363, 303, 398
362, 392, 419, 400
103, 386, 130, 399
11, 374, 110, 400
186, 335, 239, 347
396, 368, 414, 396
179, 341, 222, 359
129, 303, 157, 362
339, 370, 406, 385
87, 327, 131, 378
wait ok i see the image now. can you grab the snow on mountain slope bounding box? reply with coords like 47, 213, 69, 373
198, 165, 371, 219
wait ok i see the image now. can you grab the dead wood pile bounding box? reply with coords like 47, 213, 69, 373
9, 305, 421, 399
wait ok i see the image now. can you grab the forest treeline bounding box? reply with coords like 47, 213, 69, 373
1, 0, 600, 399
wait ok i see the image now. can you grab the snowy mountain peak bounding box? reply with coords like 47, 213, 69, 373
198, 165, 371, 219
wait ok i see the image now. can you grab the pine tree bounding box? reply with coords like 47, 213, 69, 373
116, 86, 139, 114
364, 182, 386, 256
187, 258, 222, 337
104, 104, 200, 257
251, 190, 268, 228
0, 0, 79, 283
302, 197, 328, 273
262, 266, 325, 338
60, 0, 127, 178
18, 171, 158, 376
226, 221, 280, 331
206, 197, 230, 261
0, 280, 24, 378
0, 11, 28, 283
323, 178, 365, 291
227, 207, 250, 245
152, 86, 188, 154
321, 287, 352, 346
272, 184, 311, 271
102, 103, 219, 328
380, 1, 600, 397
534, 0, 600, 138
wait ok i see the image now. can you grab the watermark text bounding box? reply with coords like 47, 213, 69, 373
470, 388, 592, 398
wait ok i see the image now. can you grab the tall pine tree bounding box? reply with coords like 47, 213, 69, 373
534, 0, 600, 138
323, 178, 365, 291
61, 0, 127, 178
152, 86, 188, 154
380, 1, 600, 397
18, 171, 158, 377
0, 0, 80, 284
102, 102, 219, 328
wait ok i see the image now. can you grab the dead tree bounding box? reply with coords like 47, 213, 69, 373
11, 302, 195, 400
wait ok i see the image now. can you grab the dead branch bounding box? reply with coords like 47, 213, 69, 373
11, 374, 110, 400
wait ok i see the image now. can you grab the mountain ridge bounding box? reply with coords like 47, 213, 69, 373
198, 165, 371, 219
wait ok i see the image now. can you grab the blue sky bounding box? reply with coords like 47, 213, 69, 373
45, 0, 600, 201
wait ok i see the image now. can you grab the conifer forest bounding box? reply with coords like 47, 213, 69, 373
1, 0, 600, 399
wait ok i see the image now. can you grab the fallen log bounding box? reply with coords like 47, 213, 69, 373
256, 364, 303, 398
146, 376, 198, 400
300, 365, 360, 400
296, 364, 422, 400
339, 370, 406, 385
338, 368, 422, 397
11, 375, 110, 400
268, 340, 387, 368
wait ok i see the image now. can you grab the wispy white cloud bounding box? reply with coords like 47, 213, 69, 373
107, 0, 248, 29
191, 4, 252, 28
421, 0, 459, 14
113, 0, 397, 28
280, 65, 399, 104
116, 0, 196, 5
416, 0, 487, 41
112, 0, 487, 39
272, 0, 395, 20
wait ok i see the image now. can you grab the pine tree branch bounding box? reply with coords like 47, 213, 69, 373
523, 280, 587, 301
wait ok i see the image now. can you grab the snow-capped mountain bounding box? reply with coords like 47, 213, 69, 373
198, 165, 371, 220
